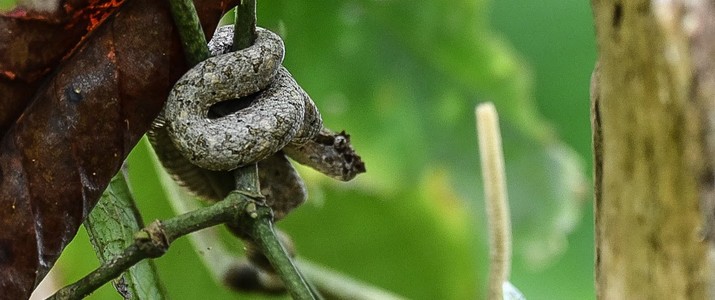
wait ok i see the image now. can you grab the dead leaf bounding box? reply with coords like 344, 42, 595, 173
0, 0, 236, 298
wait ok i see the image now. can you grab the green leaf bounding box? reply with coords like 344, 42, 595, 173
84, 171, 167, 299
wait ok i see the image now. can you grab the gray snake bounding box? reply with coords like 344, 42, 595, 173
148, 25, 365, 219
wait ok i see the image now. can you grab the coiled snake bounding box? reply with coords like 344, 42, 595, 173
148, 26, 365, 219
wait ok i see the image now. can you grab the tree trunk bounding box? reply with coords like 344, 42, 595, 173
591, 0, 715, 298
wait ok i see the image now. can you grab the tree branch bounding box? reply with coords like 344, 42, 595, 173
246, 210, 316, 300
166, 0, 209, 65
233, 0, 257, 51
592, 1, 714, 298
49, 190, 261, 299
228, 164, 317, 299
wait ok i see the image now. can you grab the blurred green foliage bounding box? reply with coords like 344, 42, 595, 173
3, 0, 596, 299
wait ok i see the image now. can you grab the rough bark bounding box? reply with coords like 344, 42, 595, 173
592, 0, 715, 298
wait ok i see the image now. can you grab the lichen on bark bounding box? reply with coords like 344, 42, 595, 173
592, 0, 715, 298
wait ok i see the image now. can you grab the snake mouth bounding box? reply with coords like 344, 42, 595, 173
207, 90, 262, 119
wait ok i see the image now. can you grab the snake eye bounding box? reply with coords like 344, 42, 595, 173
207, 90, 261, 119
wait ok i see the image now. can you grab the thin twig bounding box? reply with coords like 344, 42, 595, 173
233, 163, 261, 196
230, 164, 317, 300
249, 214, 316, 300
48, 191, 258, 299
233, 0, 257, 51
166, 0, 210, 65
476, 102, 512, 300
49, 244, 148, 299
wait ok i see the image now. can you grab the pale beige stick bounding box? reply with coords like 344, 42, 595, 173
476, 103, 512, 300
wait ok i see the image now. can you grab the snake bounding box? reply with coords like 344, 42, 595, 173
164, 27, 320, 171
149, 25, 365, 219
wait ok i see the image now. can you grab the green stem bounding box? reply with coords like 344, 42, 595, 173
49, 191, 256, 299
234, 163, 261, 197
49, 244, 148, 300
249, 210, 316, 300
166, 0, 210, 65
229, 165, 316, 299
233, 0, 257, 51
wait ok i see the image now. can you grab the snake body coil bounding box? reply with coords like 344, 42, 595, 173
149, 26, 364, 218
165, 27, 320, 171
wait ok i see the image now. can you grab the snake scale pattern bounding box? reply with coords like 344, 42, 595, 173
148, 26, 365, 219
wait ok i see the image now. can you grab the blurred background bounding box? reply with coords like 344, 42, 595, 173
5, 0, 597, 299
